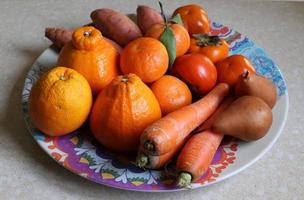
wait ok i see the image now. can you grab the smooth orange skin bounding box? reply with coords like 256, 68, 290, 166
173, 4, 210, 35
90, 74, 161, 152
216, 54, 256, 87
28, 67, 93, 136
188, 38, 229, 63
140, 83, 229, 156
145, 23, 190, 57
120, 37, 168, 83
150, 75, 192, 115
57, 26, 120, 95
172, 53, 217, 94
176, 130, 223, 181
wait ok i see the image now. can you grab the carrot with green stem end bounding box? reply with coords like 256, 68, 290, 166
176, 129, 224, 187
140, 83, 229, 156
194, 95, 235, 133
136, 135, 190, 169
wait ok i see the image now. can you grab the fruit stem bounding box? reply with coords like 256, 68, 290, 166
158, 1, 167, 26
121, 75, 129, 83
59, 75, 66, 81
242, 70, 249, 79
144, 141, 155, 151
176, 172, 192, 188
83, 31, 91, 37
136, 153, 149, 168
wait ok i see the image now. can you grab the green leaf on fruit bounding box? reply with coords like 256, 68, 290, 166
170, 14, 183, 26
160, 27, 176, 69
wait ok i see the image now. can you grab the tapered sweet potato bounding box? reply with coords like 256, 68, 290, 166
136, 5, 164, 34
45, 27, 122, 53
45, 28, 73, 49
91, 8, 142, 46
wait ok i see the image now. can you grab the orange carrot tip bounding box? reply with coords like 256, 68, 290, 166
176, 172, 192, 188
136, 153, 149, 168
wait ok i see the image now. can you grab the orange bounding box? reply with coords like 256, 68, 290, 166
90, 73, 161, 152
145, 23, 190, 57
150, 75, 192, 115
57, 26, 120, 95
120, 37, 169, 83
28, 66, 92, 136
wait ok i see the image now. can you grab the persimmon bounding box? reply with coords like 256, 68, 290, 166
172, 4, 210, 35
188, 34, 229, 63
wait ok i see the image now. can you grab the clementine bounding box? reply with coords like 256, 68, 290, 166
145, 23, 190, 57
150, 75, 192, 115
28, 67, 92, 136
90, 73, 161, 152
57, 26, 120, 95
120, 37, 168, 83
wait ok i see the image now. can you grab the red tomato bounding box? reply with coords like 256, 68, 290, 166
188, 36, 229, 63
216, 54, 256, 87
172, 53, 217, 94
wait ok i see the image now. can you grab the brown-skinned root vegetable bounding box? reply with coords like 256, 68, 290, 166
235, 71, 277, 108
45, 27, 122, 53
136, 5, 164, 34
212, 96, 273, 141
91, 8, 143, 46
45, 28, 73, 49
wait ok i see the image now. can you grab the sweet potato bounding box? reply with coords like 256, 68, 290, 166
91, 8, 143, 46
136, 5, 164, 34
45, 27, 122, 53
45, 28, 73, 49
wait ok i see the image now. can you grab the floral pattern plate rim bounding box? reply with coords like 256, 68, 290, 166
22, 22, 288, 192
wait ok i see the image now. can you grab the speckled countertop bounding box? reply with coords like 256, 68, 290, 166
0, 0, 303, 199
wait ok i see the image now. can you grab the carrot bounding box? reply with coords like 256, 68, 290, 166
194, 95, 235, 133
176, 129, 224, 187
136, 135, 189, 169
45, 28, 73, 49
140, 83, 229, 156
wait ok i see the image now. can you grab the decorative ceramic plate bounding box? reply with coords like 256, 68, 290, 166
22, 22, 288, 192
